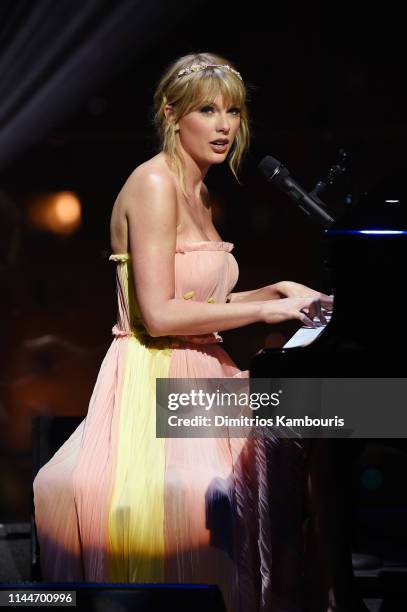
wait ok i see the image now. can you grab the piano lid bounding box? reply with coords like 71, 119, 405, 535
327, 169, 407, 233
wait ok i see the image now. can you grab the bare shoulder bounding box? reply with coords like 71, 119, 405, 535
110, 155, 177, 253
118, 155, 177, 216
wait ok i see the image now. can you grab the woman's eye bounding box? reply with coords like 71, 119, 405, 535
199, 106, 240, 115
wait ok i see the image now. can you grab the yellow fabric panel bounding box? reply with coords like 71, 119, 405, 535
107, 337, 171, 582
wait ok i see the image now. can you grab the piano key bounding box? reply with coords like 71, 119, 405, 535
283, 314, 331, 348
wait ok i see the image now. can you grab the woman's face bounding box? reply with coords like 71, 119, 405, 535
173, 94, 241, 168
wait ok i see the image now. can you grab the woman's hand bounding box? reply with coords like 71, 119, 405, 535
278, 281, 334, 312
259, 296, 327, 328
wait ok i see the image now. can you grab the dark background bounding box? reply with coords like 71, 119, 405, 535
0, 0, 406, 521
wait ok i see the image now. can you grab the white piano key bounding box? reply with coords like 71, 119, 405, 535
283, 314, 331, 349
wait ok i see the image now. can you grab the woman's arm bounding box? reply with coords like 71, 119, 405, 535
228, 281, 333, 310
227, 284, 286, 303
123, 169, 323, 336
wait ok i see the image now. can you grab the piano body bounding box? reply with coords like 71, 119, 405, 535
249, 170, 407, 607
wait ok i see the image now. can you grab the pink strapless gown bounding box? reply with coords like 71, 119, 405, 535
33, 241, 303, 612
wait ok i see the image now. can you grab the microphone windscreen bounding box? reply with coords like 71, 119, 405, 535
258, 156, 290, 189
258, 155, 282, 179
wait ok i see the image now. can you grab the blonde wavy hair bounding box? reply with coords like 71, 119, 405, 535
153, 52, 251, 198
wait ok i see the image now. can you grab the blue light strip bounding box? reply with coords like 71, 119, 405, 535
360, 230, 406, 235
326, 229, 407, 235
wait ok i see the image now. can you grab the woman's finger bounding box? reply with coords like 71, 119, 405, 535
299, 308, 316, 327
320, 293, 334, 311
318, 310, 327, 325
306, 299, 326, 326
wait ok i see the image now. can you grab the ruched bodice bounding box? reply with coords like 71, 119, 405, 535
109, 241, 239, 347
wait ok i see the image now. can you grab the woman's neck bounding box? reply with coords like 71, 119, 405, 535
175, 146, 210, 200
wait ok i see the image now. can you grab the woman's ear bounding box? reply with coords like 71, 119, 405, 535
163, 103, 173, 120
164, 104, 179, 131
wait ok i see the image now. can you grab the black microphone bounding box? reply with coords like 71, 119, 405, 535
258, 155, 335, 228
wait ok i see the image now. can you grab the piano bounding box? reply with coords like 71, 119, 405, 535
251, 169, 407, 378
249, 169, 407, 607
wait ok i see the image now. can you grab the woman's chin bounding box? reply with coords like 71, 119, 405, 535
208, 151, 228, 164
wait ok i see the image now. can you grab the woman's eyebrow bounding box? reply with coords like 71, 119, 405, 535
201, 101, 239, 109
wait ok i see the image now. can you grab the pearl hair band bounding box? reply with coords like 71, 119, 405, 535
177, 63, 243, 81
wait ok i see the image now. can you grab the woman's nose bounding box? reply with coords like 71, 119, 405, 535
215, 113, 230, 133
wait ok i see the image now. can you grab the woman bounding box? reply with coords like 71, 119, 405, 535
33, 52, 332, 611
